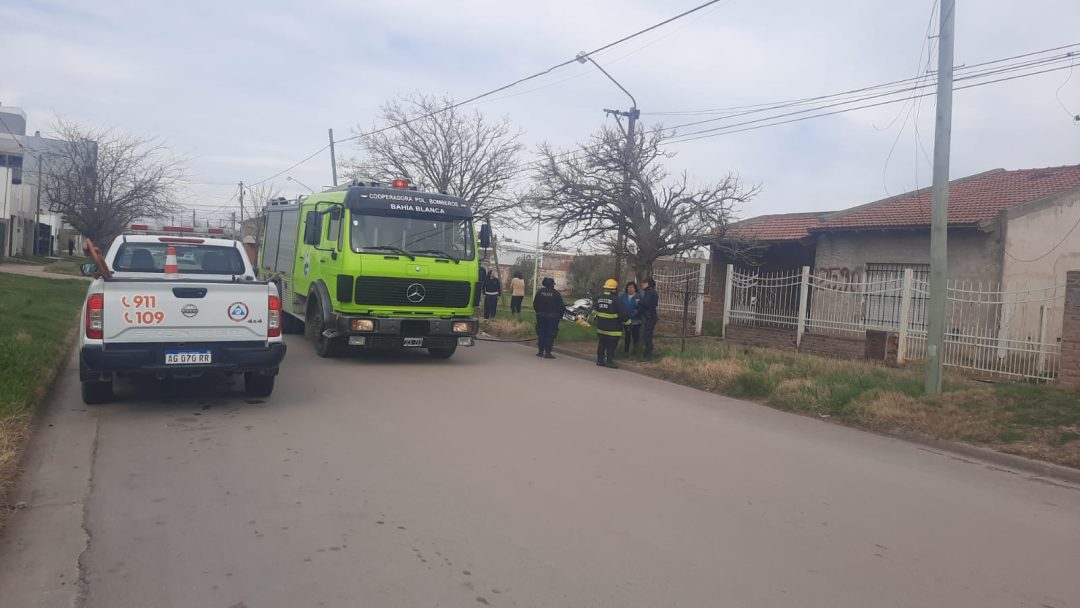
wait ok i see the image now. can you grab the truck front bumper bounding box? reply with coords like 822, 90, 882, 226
80, 342, 286, 381
333, 316, 478, 349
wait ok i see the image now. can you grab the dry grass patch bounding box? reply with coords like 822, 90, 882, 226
651, 357, 747, 392
637, 336, 1080, 470
485, 318, 533, 339
0, 415, 30, 500
770, 378, 831, 414
854, 390, 998, 443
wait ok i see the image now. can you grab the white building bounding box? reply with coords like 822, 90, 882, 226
0, 105, 91, 258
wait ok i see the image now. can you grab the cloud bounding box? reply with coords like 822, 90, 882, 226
1, 0, 1076, 232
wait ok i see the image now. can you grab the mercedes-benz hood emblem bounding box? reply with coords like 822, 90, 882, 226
406, 283, 426, 303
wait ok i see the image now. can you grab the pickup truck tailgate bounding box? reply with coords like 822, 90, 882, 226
103, 281, 269, 343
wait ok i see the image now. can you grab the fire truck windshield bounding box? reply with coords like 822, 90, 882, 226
350, 213, 475, 261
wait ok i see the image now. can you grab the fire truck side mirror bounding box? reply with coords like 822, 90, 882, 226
478, 223, 491, 249
303, 211, 321, 245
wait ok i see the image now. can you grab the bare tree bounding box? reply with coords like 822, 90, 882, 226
345, 93, 525, 224
245, 182, 283, 218
39, 118, 185, 247
530, 125, 759, 280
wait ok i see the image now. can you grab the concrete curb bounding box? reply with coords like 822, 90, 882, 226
535, 342, 1080, 487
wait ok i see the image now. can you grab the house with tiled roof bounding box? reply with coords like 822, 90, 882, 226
713, 164, 1080, 290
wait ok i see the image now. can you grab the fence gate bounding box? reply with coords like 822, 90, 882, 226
727, 268, 802, 329
653, 263, 707, 334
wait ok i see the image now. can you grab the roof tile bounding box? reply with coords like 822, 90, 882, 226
815, 165, 1080, 230
725, 212, 828, 242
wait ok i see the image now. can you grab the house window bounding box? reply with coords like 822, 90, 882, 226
7, 155, 23, 184
864, 263, 929, 330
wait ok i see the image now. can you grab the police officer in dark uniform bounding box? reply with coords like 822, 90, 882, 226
532, 277, 564, 359
593, 278, 630, 368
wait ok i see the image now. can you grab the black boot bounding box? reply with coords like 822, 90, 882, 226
544, 351, 555, 359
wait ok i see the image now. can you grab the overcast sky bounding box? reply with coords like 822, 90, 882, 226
2, 0, 1078, 244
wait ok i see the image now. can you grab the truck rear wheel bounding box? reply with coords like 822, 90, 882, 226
244, 373, 275, 398
428, 346, 457, 359
81, 380, 113, 405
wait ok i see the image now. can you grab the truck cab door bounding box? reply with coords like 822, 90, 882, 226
315, 203, 346, 302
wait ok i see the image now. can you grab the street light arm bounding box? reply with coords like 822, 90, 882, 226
576, 53, 637, 109
286, 175, 315, 194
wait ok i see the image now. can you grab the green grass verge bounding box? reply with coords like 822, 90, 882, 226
626, 338, 1080, 469
0, 273, 87, 497
43, 256, 93, 276
482, 312, 597, 343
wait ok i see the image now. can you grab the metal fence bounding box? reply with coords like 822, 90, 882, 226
723, 264, 1066, 381
904, 280, 1064, 380
726, 268, 803, 328
654, 264, 707, 335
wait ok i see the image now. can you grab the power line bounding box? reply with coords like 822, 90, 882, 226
880, 0, 940, 197
662, 48, 1079, 133
1004, 211, 1080, 263
646, 42, 1080, 122
246, 0, 728, 186
665, 58, 1079, 143
1054, 51, 1080, 122
0, 114, 27, 151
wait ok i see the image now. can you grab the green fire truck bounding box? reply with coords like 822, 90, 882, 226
257, 180, 489, 359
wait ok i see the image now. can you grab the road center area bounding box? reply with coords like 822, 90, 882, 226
2, 336, 1079, 607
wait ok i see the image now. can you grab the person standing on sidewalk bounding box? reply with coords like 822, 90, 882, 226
640, 277, 659, 360
533, 277, 564, 359
483, 269, 502, 319
593, 278, 630, 368
621, 281, 642, 354
509, 271, 525, 316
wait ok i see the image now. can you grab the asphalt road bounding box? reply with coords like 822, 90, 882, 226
2, 336, 1080, 608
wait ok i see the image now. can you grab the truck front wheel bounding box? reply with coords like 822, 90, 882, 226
428, 346, 457, 359
244, 373, 275, 397
81, 380, 113, 405
306, 304, 343, 358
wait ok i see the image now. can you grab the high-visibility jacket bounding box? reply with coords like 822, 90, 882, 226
593, 289, 631, 337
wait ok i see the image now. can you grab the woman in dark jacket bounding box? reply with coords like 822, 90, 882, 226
621, 281, 643, 353
483, 269, 502, 319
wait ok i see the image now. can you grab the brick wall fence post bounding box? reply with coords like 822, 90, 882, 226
1058, 270, 1080, 390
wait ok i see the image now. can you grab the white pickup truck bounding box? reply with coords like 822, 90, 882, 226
78, 228, 287, 404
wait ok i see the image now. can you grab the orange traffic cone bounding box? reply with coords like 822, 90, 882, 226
164, 246, 180, 279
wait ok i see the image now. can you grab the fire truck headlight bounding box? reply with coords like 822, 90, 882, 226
350, 319, 375, 332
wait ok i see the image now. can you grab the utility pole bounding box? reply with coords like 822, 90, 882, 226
238, 181, 245, 223
577, 51, 638, 284
533, 208, 542, 297
33, 152, 42, 256
925, 0, 956, 395
192, 209, 196, 228
619, 107, 638, 283
328, 128, 338, 187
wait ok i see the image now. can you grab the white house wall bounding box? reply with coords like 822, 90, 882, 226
812, 228, 1003, 284
1000, 188, 1080, 343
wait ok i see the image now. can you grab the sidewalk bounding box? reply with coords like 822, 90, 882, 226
0, 263, 90, 281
